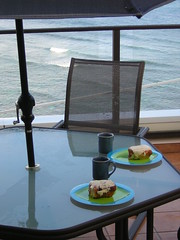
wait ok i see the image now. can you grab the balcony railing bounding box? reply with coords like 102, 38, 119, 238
0, 23, 180, 132
1, 23, 180, 61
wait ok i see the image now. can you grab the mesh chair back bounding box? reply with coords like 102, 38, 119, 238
64, 58, 145, 134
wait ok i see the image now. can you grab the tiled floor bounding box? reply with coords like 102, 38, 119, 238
70, 141, 180, 240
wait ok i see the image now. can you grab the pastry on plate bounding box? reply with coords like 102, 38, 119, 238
89, 180, 116, 199
128, 145, 152, 160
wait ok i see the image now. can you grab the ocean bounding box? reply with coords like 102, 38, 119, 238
0, 1, 179, 118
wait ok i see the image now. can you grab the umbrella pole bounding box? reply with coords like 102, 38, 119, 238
15, 19, 36, 168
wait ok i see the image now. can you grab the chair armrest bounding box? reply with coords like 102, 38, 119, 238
136, 127, 149, 137
53, 120, 65, 129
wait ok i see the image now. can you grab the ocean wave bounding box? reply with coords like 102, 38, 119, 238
47, 61, 70, 68
50, 47, 69, 54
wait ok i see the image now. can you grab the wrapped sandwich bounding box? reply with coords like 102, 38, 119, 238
128, 145, 152, 160
89, 180, 116, 199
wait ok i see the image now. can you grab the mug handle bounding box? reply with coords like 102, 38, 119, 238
108, 161, 116, 177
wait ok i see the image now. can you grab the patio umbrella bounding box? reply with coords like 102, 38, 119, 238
0, 0, 175, 168
0, 0, 175, 19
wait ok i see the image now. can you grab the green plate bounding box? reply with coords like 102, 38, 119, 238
70, 183, 134, 206
108, 148, 162, 166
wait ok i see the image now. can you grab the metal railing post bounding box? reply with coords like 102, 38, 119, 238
112, 30, 120, 131
113, 29, 120, 61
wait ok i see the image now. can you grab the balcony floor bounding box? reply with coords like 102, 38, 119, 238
71, 140, 180, 240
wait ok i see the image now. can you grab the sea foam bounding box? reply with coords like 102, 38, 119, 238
50, 47, 69, 54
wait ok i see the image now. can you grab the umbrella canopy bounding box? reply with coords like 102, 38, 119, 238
0, 0, 175, 168
0, 0, 175, 19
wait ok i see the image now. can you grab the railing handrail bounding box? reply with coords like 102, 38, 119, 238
0, 23, 180, 35
0, 77, 180, 114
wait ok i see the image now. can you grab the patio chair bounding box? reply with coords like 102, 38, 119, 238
54, 58, 149, 137
54, 58, 149, 240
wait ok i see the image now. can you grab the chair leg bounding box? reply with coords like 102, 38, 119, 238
96, 228, 108, 240
147, 209, 154, 240
129, 211, 147, 240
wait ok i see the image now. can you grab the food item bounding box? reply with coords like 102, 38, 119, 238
128, 145, 152, 160
89, 180, 116, 199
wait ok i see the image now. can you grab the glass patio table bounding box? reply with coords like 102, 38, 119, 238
0, 127, 179, 240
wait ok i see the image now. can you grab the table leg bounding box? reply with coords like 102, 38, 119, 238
96, 228, 107, 240
115, 219, 129, 240
147, 209, 154, 240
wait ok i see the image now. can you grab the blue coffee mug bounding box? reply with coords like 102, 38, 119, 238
92, 156, 116, 180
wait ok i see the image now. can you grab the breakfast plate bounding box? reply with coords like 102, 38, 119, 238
70, 183, 134, 206
108, 148, 162, 166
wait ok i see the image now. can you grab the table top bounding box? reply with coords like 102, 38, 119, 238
0, 127, 179, 239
